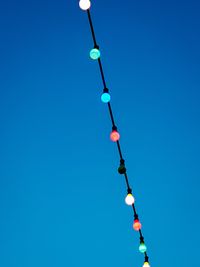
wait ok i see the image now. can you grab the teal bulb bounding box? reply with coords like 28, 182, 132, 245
90, 48, 100, 60
101, 92, 111, 103
139, 243, 147, 253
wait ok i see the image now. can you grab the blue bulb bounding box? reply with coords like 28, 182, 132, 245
90, 48, 100, 60
101, 92, 111, 103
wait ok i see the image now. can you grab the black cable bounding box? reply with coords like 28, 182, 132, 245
87, 10, 97, 46
98, 58, 107, 88
124, 172, 131, 189
116, 140, 123, 160
81, 4, 150, 266
107, 102, 115, 127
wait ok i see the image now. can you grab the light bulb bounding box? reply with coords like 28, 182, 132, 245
125, 193, 135, 205
139, 242, 147, 253
90, 48, 100, 60
110, 130, 120, 142
118, 159, 126, 174
101, 92, 111, 103
118, 164, 126, 174
133, 219, 142, 231
79, 0, 91, 10
143, 262, 150, 267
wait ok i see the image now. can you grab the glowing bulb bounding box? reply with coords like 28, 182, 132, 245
125, 193, 135, 205
101, 92, 111, 103
110, 130, 120, 142
90, 48, 100, 60
139, 242, 147, 253
79, 0, 91, 10
143, 262, 150, 267
133, 219, 142, 231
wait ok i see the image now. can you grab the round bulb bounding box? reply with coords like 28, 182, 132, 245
133, 219, 142, 231
79, 0, 91, 10
90, 48, 100, 60
125, 193, 135, 205
110, 130, 120, 142
101, 92, 111, 103
143, 262, 150, 267
139, 242, 147, 253
118, 164, 126, 174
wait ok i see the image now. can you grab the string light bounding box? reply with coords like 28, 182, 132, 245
139, 237, 147, 253
79, 2, 152, 266
125, 188, 135, 205
90, 47, 100, 60
139, 243, 147, 253
118, 159, 126, 174
79, 0, 91, 10
125, 193, 135, 205
133, 218, 142, 231
101, 88, 111, 103
110, 127, 120, 142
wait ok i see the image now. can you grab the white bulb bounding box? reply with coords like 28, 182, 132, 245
79, 0, 91, 10
125, 193, 135, 205
143, 262, 150, 267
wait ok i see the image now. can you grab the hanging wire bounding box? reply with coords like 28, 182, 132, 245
79, 1, 151, 266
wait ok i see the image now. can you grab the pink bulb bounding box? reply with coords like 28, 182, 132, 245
133, 219, 142, 231
110, 130, 120, 142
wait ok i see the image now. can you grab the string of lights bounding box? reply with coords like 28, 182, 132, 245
79, 1, 151, 266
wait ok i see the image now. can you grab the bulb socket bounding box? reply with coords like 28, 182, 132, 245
103, 87, 109, 93
140, 236, 144, 243
127, 188, 132, 194
112, 125, 117, 131
134, 214, 139, 220
94, 44, 99, 50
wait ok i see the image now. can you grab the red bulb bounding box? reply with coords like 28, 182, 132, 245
110, 130, 120, 142
133, 219, 142, 231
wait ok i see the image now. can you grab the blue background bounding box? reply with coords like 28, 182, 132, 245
0, 0, 200, 266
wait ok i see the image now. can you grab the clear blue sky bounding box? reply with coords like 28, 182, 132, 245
0, 0, 200, 266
